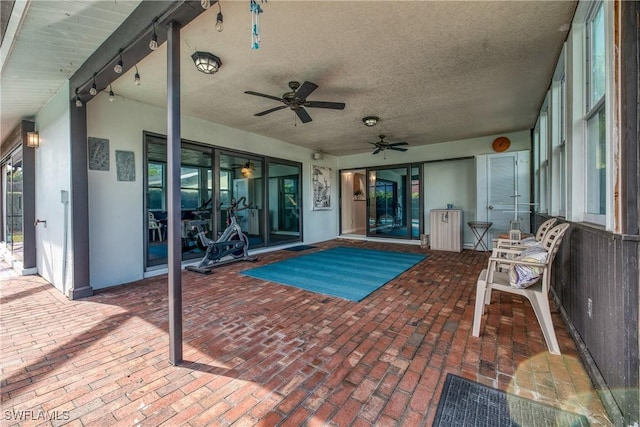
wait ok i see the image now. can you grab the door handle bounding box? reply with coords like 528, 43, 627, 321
488, 205, 494, 210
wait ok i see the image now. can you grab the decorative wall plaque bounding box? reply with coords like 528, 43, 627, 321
116, 150, 135, 181
88, 137, 110, 171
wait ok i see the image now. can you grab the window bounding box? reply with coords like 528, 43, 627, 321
538, 107, 549, 213
586, 108, 606, 215
559, 73, 566, 215
219, 169, 231, 207
584, 1, 607, 222
148, 162, 165, 210
587, 2, 605, 110
550, 57, 567, 218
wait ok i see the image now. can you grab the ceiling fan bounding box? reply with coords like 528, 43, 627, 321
244, 81, 345, 123
368, 135, 409, 155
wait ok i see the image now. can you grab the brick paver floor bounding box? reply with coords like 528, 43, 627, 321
1, 239, 613, 426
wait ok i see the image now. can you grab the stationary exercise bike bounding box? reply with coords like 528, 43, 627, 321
186, 197, 257, 274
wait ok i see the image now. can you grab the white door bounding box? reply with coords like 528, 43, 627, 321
476, 151, 530, 248
488, 151, 531, 242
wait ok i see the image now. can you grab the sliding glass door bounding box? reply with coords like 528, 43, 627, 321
145, 135, 213, 267
144, 132, 303, 269
1, 149, 24, 261
268, 161, 301, 245
366, 164, 421, 239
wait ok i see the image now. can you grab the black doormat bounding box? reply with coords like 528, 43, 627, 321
433, 374, 590, 427
283, 245, 316, 252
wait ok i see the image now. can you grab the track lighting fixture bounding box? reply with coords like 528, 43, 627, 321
75, 88, 82, 107
90, 74, 97, 96
114, 51, 123, 74
215, 2, 224, 32
109, 84, 115, 102
134, 65, 141, 86
201, 0, 211, 9
149, 20, 158, 50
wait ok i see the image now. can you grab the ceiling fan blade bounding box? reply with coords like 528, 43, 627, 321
389, 147, 408, 152
305, 101, 346, 110
372, 148, 382, 155
255, 105, 288, 116
244, 91, 283, 102
389, 141, 408, 146
295, 107, 312, 123
295, 81, 318, 101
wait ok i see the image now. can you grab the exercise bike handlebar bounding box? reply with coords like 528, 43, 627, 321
227, 196, 252, 215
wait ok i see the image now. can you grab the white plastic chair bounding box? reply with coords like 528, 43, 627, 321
494, 217, 558, 249
472, 223, 570, 355
148, 212, 164, 241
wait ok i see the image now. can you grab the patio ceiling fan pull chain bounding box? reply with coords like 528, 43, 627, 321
250, 0, 265, 49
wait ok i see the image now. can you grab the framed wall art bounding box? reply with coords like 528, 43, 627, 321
312, 165, 332, 210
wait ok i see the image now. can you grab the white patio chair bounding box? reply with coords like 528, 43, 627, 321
148, 212, 164, 241
494, 217, 558, 250
472, 223, 570, 355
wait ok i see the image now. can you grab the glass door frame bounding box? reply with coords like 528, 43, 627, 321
364, 162, 423, 240
265, 158, 303, 245
1, 148, 24, 258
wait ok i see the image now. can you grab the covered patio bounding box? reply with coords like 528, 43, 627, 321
0, 240, 612, 425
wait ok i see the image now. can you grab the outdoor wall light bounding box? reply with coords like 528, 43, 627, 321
191, 51, 222, 74
26, 131, 40, 148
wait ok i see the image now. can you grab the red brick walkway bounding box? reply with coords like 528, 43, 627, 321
1, 240, 612, 426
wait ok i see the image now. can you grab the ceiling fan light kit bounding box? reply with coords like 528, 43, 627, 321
191, 52, 222, 74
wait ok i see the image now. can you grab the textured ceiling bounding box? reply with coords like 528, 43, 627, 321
2, 1, 576, 156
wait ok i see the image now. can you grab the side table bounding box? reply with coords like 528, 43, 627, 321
468, 221, 492, 252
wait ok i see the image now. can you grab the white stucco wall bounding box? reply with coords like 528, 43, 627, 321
86, 93, 338, 289
337, 130, 530, 170
34, 81, 72, 293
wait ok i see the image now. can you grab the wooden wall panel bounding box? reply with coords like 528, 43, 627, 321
539, 215, 639, 425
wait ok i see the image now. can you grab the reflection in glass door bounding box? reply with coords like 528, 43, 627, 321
219, 153, 264, 249
367, 165, 420, 239
145, 135, 213, 267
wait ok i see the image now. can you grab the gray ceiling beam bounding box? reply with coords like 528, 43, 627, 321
69, 1, 209, 101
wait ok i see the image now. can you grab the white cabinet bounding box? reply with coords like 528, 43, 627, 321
430, 209, 462, 252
